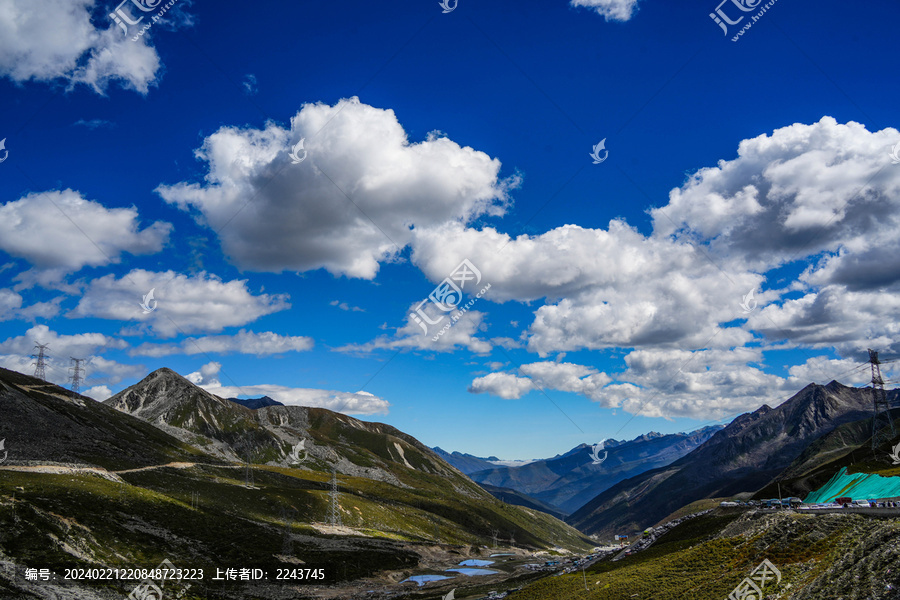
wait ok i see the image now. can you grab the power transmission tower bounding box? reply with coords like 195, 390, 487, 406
508, 532, 515, 547
327, 469, 342, 527
868, 349, 896, 451
491, 529, 499, 549
69, 358, 85, 395
32, 343, 49, 380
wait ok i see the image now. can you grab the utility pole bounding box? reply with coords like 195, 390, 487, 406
69, 358, 85, 395
328, 469, 342, 527
32, 343, 49, 380
868, 349, 896, 452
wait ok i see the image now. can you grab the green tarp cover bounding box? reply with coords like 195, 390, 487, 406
804, 467, 900, 503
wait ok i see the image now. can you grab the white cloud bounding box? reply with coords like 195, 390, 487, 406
0, 290, 23, 317
469, 360, 611, 401
570, 0, 640, 22
330, 300, 365, 312
84, 385, 112, 400
337, 300, 493, 355
468, 372, 534, 400
130, 329, 314, 357
69, 269, 290, 338
0, 190, 171, 285
411, 222, 758, 357
187, 362, 390, 415
467, 350, 830, 419
411, 118, 900, 360
157, 97, 519, 279
0, 0, 162, 94
653, 118, 900, 275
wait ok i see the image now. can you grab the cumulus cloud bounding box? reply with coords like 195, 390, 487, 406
84, 385, 112, 401
653, 118, 900, 274
186, 362, 390, 415
0, 190, 171, 286
337, 299, 493, 355
411, 118, 900, 359
130, 329, 314, 357
411, 222, 758, 356
157, 97, 519, 279
69, 269, 290, 338
570, 0, 640, 22
469, 361, 611, 401
469, 351, 866, 419
0, 0, 162, 94
468, 372, 534, 400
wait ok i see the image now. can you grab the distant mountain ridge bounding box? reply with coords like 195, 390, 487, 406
463, 427, 722, 514
568, 381, 897, 537
227, 395, 283, 409
431, 447, 508, 474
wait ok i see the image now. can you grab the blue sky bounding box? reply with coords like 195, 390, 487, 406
1, 0, 898, 459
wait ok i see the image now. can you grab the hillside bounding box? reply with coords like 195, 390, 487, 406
0, 367, 212, 470
568, 381, 890, 537
1, 367, 593, 598
470, 427, 721, 514
508, 508, 900, 600
478, 483, 568, 520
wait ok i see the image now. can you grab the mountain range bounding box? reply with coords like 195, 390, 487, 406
446, 427, 721, 515
0, 366, 592, 598
567, 381, 900, 537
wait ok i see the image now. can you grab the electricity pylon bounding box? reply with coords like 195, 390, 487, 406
32, 343, 49, 380
868, 349, 896, 451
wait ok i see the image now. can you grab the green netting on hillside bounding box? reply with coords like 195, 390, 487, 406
804, 467, 900, 503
